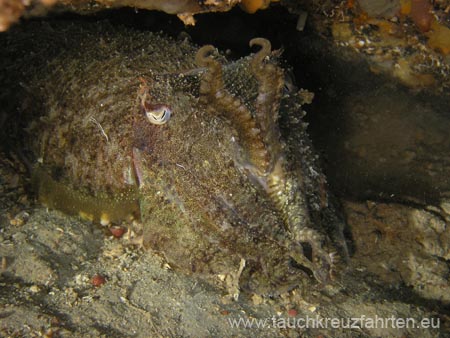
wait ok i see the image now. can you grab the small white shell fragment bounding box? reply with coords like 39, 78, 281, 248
100, 213, 110, 226
296, 11, 308, 31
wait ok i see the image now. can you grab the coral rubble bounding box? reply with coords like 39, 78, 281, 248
285, 0, 450, 91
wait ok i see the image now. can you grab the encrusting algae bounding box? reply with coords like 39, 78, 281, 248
0, 19, 347, 296
0, 0, 276, 31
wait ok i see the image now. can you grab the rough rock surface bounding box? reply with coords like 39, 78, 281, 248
0, 0, 274, 31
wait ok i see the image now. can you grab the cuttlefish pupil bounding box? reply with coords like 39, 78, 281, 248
144, 103, 171, 125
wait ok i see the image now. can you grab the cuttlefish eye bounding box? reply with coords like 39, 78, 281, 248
145, 104, 172, 125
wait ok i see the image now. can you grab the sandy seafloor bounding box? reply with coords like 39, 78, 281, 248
0, 154, 448, 337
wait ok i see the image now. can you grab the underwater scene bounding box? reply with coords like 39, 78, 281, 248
0, 0, 449, 337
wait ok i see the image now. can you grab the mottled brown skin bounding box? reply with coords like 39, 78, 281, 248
0, 20, 345, 295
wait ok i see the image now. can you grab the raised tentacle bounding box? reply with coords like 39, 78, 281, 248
249, 38, 284, 163
196, 41, 334, 284
249, 39, 333, 282
195, 45, 271, 175
195, 46, 224, 106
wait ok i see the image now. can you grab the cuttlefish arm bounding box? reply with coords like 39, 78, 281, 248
196, 38, 336, 283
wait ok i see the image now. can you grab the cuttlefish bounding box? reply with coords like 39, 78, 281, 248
0, 20, 347, 296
